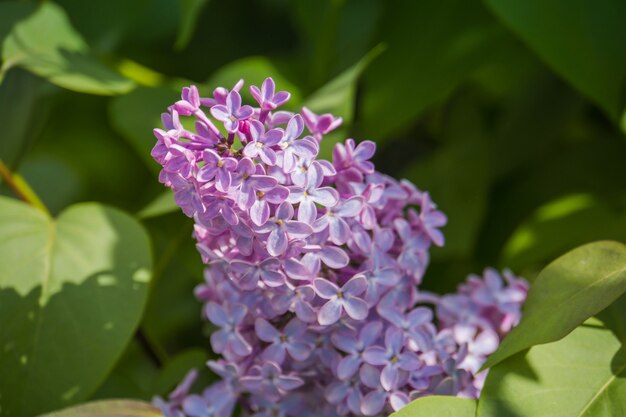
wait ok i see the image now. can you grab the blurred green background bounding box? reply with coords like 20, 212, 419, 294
1, 0, 626, 409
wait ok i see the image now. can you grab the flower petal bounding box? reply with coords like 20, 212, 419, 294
255, 318, 280, 342
313, 278, 340, 298
343, 296, 369, 321
311, 187, 339, 207
337, 355, 361, 380
363, 346, 388, 366
318, 299, 342, 325
361, 391, 386, 416
343, 274, 367, 296
267, 228, 288, 256
380, 364, 399, 391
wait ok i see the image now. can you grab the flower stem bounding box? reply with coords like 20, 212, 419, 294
0, 159, 51, 217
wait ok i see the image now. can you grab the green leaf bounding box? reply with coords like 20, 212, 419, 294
141, 214, 205, 354
392, 396, 477, 417
0, 68, 47, 169
175, 0, 209, 50
206, 56, 302, 107
485, 0, 626, 120
403, 95, 489, 260
478, 324, 626, 417
481, 241, 626, 370
154, 348, 209, 395
91, 340, 160, 401
109, 86, 180, 172
597, 292, 626, 346
0, 197, 152, 416
476, 138, 626, 264
39, 399, 163, 417
138, 190, 178, 219
0, 2, 37, 59
2, 2, 134, 95
501, 194, 626, 271
305, 44, 384, 125
305, 45, 384, 160
360, 0, 500, 139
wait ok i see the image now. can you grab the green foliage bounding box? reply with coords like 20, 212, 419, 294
1, 2, 134, 95
391, 396, 476, 417
0, 68, 48, 169
0, 197, 152, 416
485, 0, 626, 121
478, 324, 626, 417
360, 0, 500, 139
175, 0, 209, 51
39, 399, 163, 417
482, 241, 626, 370
109, 86, 180, 172
1, 0, 626, 414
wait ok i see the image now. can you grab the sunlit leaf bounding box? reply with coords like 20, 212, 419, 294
501, 194, 626, 271
0, 197, 152, 415
478, 324, 626, 417
39, 399, 163, 417
393, 396, 477, 417
481, 241, 626, 370
2, 2, 134, 95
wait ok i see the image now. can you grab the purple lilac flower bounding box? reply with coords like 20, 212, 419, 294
230, 258, 285, 289
255, 317, 313, 363
250, 78, 291, 112
196, 150, 237, 192
243, 120, 283, 165
210, 91, 253, 133
314, 275, 369, 325
279, 115, 319, 172
151, 78, 528, 417
313, 196, 363, 245
205, 302, 251, 357
241, 362, 304, 400
331, 321, 383, 380
363, 327, 421, 391
287, 161, 339, 224
301, 106, 343, 141
254, 201, 313, 256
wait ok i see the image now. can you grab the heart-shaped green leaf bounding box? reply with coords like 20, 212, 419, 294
0, 197, 152, 416
39, 399, 163, 417
392, 396, 477, 417
481, 240, 626, 370
478, 324, 626, 417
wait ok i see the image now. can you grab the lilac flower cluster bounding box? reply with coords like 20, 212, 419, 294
151, 78, 528, 417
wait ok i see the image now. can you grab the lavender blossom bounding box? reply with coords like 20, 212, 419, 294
150, 77, 528, 417
314, 275, 369, 325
